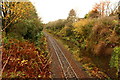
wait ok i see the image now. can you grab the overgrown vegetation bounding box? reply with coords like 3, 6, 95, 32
1, 1, 51, 78
46, 1, 119, 79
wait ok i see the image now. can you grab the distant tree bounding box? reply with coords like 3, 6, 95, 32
45, 19, 66, 31
86, 9, 100, 18
67, 9, 76, 21
68, 9, 76, 17
92, 1, 112, 17
66, 9, 77, 27
110, 1, 120, 19
90, 0, 119, 17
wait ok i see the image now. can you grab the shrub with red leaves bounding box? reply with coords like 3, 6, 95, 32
2, 39, 51, 78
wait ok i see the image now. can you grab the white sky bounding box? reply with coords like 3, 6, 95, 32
30, 0, 119, 23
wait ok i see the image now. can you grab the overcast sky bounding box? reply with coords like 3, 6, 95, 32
30, 0, 119, 23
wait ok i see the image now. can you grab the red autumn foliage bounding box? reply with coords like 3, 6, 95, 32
2, 39, 51, 78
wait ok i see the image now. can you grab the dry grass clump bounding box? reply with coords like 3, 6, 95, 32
104, 48, 113, 55
93, 41, 106, 55
93, 40, 114, 56
100, 28, 110, 36
92, 25, 102, 35
108, 31, 119, 43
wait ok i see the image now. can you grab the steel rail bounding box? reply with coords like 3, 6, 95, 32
44, 32, 79, 79
52, 38, 79, 80
48, 37, 68, 80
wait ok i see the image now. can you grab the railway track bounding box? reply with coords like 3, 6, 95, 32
44, 32, 79, 80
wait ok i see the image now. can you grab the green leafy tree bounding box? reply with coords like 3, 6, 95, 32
110, 46, 120, 76
2, 2, 43, 42
110, 47, 120, 70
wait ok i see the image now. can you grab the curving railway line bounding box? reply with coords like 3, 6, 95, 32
49, 35, 78, 79
44, 32, 90, 79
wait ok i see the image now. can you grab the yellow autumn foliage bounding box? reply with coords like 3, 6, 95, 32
73, 19, 91, 28
73, 19, 93, 35
2, 2, 35, 31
